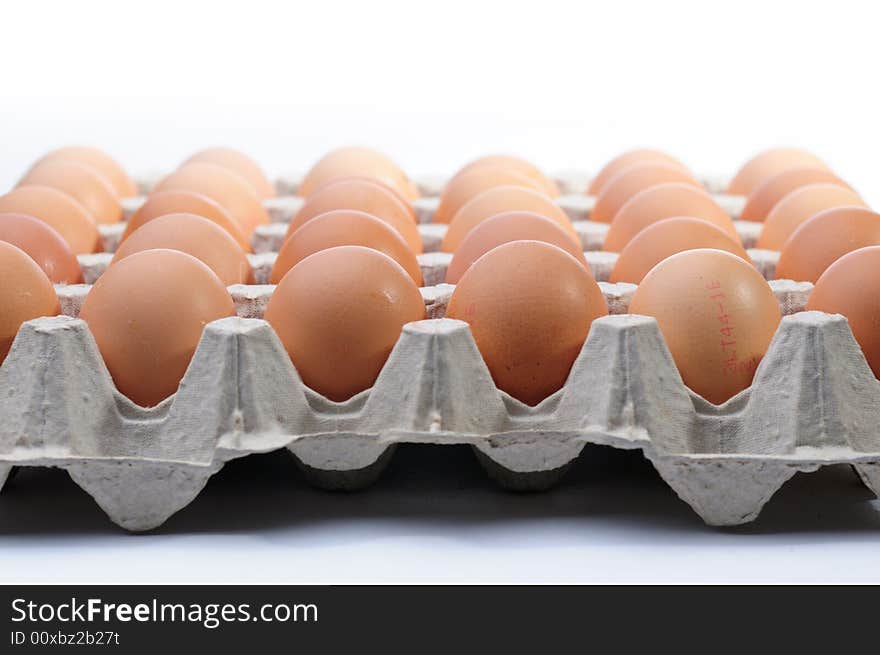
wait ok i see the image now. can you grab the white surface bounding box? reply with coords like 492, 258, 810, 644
2, 0, 880, 583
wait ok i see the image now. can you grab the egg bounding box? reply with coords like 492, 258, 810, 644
603, 183, 737, 252
433, 166, 545, 224
588, 149, 689, 195
154, 162, 269, 235
756, 183, 866, 250
446, 240, 607, 406
0, 241, 60, 363
441, 185, 576, 252
629, 249, 781, 404
184, 147, 275, 199
287, 177, 420, 252
0, 213, 82, 284
19, 159, 122, 224
454, 155, 560, 197
610, 217, 750, 284
775, 207, 880, 283
0, 186, 100, 254
272, 210, 422, 285
446, 211, 586, 284
36, 146, 137, 198
739, 167, 849, 222
79, 249, 235, 407
727, 148, 829, 195
298, 147, 418, 201
591, 162, 700, 223
265, 246, 424, 402
122, 190, 249, 251
112, 214, 252, 286
807, 246, 880, 377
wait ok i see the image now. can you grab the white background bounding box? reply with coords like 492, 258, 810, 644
2, 0, 880, 583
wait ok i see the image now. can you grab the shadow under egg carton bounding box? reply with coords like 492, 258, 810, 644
1, 308, 879, 532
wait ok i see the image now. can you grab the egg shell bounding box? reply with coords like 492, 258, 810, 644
185, 147, 276, 199
0, 213, 82, 284
20, 159, 122, 224
807, 246, 880, 378
433, 166, 545, 224
79, 249, 235, 407
591, 162, 700, 223
727, 148, 829, 196
112, 214, 252, 286
588, 149, 689, 195
740, 167, 849, 222
442, 185, 576, 251
603, 182, 737, 252
264, 245, 425, 402
272, 210, 422, 285
155, 162, 269, 235
454, 155, 560, 197
0, 185, 100, 254
0, 241, 60, 362
610, 217, 750, 284
298, 147, 418, 201
446, 240, 608, 406
122, 189, 250, 252
446, 211, 586, 284
756, 183, 866, 250
776, 207, 880, 283
37, 146, 137, 197
628, 249, 781, 404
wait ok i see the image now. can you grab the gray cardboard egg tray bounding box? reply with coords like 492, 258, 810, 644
0, 169, 877, 532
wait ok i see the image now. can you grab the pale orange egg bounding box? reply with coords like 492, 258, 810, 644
727, 148, 830, 196
19, 159, 122, 224
442, 185, 576, 252
0, 213, 82, 284
588, 149, 689, 195
591, 162, 700, 223
756, 183, 866, 250
454, 155, 560, 197
603, 183, 737, 252
298, 147, 418, 201
629, 249, 781, 404
610, 217, 750, 284
433, 166, 545, 224
184, 147, 275, 199
0, 185, 100, 254
739, 167, 849, 222
36, 146, 137, 198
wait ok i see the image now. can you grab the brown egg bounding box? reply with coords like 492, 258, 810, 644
629, 249, 781, 404
756, 183, 866, 250
0, 186, 100, 254
37, 146, 137, 198
298, 147, 418, 201
727, 148, 830, 196
19, 159, 122, 224
446, 211, 586, 284
740, 167, 850, 222
775, 207, 880, 283
433, 166, 545, 224
287, 177, 419, 249
610, 218, 750, 284
112, 214, 252, 286
0, 213, 82, 284
591, 162, 700, 223
265, 246, 424, 402
446, 241, 607, 406
272, 210, 422, 285
442, 185, 576, 252
455, 155, 560, 197
122, 190, 249, 251
603, 183, 737, 252
154, 162, 269, 235
0, 241, 60, 363
184, 147, 275, 199
807, 246, 880, 377
80, 249, 235, 407
588, 149, 689, 195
